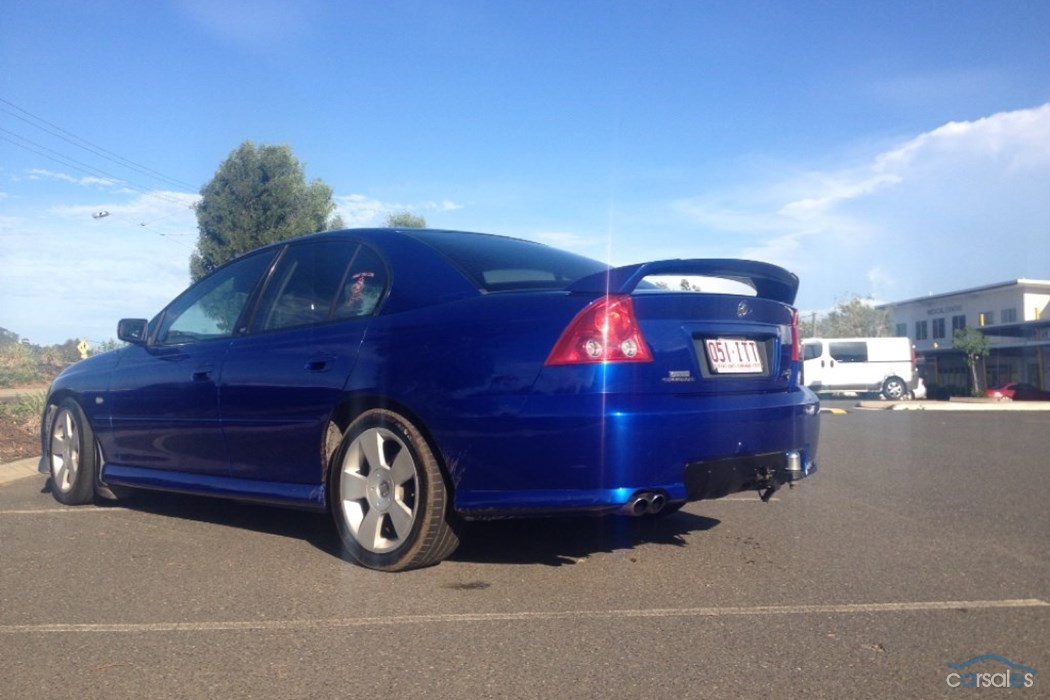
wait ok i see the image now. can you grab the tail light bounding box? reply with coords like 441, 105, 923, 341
546, 295, 653, 365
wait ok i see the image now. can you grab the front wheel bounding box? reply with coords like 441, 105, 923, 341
46, 399, 97, 505
330, 409, 460, 571
882, 376, 908, 401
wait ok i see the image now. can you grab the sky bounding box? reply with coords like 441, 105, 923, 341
2, 0, 1049, 346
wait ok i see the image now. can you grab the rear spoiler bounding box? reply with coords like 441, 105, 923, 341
567, 259, 799, 305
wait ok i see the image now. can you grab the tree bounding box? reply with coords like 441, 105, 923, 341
953, 327, 991, 396
0, 327, 20, 347
810, 295, 892, 338
385, 211, 427, 228
190, 142, 340, 281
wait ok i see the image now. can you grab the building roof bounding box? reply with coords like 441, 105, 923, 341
877, 279, 1050, 309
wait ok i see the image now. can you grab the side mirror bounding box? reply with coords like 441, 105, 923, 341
117, 318, 149, 344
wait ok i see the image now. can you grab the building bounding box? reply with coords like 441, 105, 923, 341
878, 279, 1050, 394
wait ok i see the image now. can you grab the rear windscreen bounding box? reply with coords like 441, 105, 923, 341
405, 230, 608, 292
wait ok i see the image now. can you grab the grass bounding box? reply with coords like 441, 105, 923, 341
0, 391, 48, 429
0, 344, 46, 388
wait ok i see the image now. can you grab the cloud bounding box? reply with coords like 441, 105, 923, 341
26, 168, 123, 188
673, 103, 1050, 310
175, 0, 319, 49
49, 190, 200, 228
0, 189, 199, 344
333, 194, 464, 227
532, 231, 596, 251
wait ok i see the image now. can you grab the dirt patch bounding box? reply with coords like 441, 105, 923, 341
0, 415, 39, 464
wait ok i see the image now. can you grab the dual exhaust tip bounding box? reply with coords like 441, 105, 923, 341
621, 491, 668, 516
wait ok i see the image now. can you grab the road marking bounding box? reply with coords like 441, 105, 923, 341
0, 508, 119, 515
820, 408, 848, 415
2, 599, 1045, 635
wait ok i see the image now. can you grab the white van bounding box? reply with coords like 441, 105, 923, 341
802, 337, 918, 400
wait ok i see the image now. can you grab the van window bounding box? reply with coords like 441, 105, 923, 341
829, 341, 868, 363
803, 342, 822, 361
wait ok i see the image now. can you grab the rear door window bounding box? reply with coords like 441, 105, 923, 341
333, 244, 388, 319
254, 240, 359, 332
828, 341, 868, 363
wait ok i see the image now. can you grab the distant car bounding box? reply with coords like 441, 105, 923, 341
40, 228, 820, 571
986, 382, 1050, 401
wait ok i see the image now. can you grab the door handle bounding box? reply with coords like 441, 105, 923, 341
305, 356, 335, 372
192, 368, 212, 381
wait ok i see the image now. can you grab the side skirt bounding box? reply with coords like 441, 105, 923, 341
101, 463, 328, 512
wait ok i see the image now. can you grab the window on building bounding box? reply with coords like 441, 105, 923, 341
895, 323, 907, 337
951, 315, 966, 333
915, 320, 928, 340
979, 311, 994, 326
1001, 307, 1018, 324
932, 318, 946, 339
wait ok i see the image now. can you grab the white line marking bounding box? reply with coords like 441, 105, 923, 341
2, 599, 1045, 635
0, 508, 119, 515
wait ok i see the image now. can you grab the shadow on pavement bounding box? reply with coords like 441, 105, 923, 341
39, 479, 721, 568
451, 512, 721, 567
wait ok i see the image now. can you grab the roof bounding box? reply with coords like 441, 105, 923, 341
877, 279, 1050, 309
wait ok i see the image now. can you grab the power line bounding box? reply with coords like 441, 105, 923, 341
0, 96, 197, 192
0, 128, 193, 209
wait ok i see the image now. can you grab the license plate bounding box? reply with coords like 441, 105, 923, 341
705, 338, 763, 374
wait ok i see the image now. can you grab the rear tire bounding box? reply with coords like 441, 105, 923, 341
46, 399, 97, 505
330, 409, 459, 571
882, 376, 908, 401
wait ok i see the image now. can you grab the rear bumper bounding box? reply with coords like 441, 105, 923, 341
685, 449, 814, 501
444, 388, 820, 516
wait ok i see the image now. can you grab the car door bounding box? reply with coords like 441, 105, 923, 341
107, 249, 277, 475
802, 341, 824, 388
220, 240, 388, 484
825, 340, 869, 389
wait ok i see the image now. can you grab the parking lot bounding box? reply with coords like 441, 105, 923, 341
2, 408, 1048, 699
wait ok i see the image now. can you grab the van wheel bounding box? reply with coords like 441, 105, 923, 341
882, 377, 907, 401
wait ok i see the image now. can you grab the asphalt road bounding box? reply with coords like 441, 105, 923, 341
2, 409, 1048, 699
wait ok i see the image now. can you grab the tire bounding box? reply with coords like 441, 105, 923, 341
46, 399, 97, 505
882, 376, 908, 401
330, 409, 460, 571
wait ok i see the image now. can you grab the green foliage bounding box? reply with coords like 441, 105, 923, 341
953, 327, 991, 395
0, 343, 43, 387
190, 141, 340, 281
808, 294, 892, 338
0, 390, 47, 427
0, 327, 116, 387
95, 338, 126, 353
385, 211, 427, 228
0, 327, 20, 346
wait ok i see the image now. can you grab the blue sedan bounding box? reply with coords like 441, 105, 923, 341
40, 228, 819, 571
